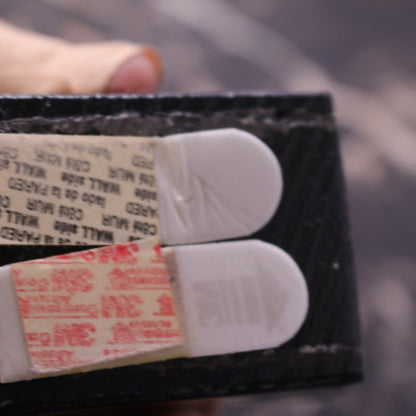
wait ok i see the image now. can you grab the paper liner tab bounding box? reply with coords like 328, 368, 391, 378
11, 238, 184, 374
0, 133, 159, 244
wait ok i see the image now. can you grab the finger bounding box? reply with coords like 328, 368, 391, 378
0, 19, 162, 94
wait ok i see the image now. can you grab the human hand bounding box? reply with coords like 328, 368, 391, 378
0, 19, 162, 95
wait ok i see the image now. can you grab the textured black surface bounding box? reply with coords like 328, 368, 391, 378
0, 94, 361, 415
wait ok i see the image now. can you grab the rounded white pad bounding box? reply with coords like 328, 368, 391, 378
156, 129, 283, 245
172, 240, 308, 357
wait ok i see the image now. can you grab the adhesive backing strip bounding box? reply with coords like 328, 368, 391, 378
0, 128, 282, 245
0, 239, 308, 383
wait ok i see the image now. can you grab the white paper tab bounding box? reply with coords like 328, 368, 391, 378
0, 134, 158, 245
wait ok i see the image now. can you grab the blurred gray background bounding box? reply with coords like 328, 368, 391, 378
1, 0, 415, 414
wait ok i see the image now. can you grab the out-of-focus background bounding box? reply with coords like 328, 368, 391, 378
1, 0, 415, 414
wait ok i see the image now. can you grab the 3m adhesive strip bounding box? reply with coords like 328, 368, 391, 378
0, 128, 282, 245
0, 239, 307, 383
0, 239, 186, 383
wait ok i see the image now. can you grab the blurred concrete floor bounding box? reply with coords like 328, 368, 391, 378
1, 0, 415, 415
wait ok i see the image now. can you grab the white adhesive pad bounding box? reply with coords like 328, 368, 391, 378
0, 129, 282, 246
0, 240, 307, 383
156, 128, 282, 244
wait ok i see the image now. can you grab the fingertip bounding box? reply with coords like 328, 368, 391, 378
104, 47, 162, 94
